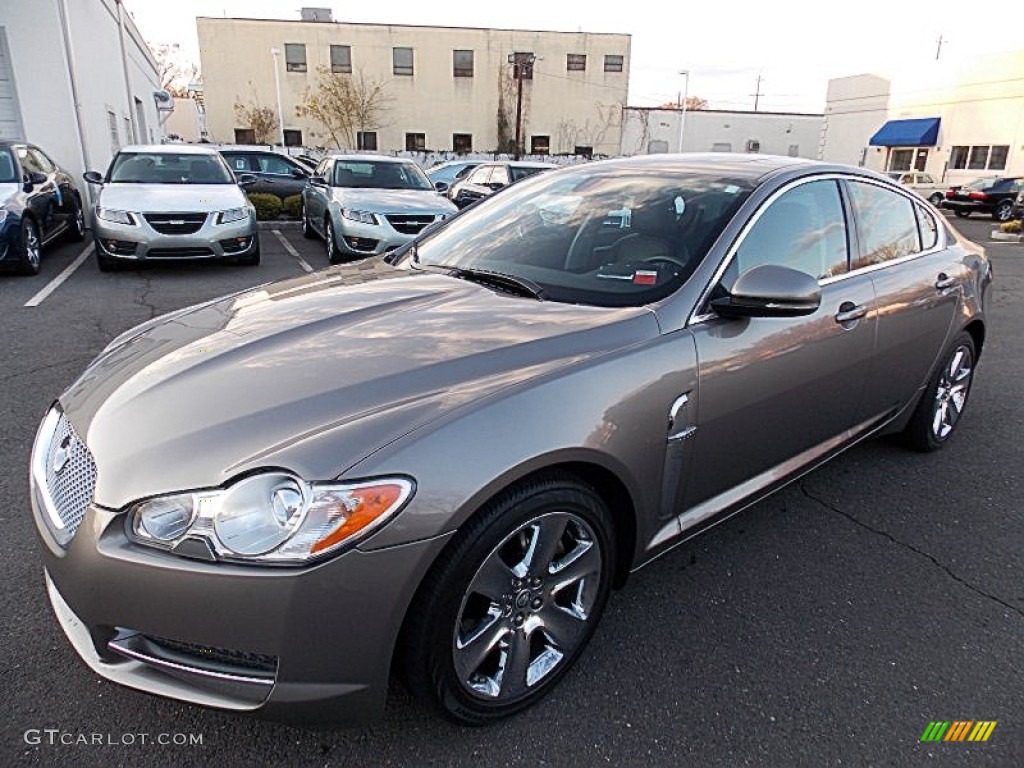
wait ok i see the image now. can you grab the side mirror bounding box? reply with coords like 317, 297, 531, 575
710, 264, 821, 319
434, 181, 448, 192
237, 174, 258, 188
292, 169, 307, 179
83, 171, 104, 185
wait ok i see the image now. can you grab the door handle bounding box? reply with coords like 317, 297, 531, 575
834, 301, 867, 324
935, 273, 956, 291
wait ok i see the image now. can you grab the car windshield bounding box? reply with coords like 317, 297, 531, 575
108, 152, 235, 184
407, 167, 754, 307
0, 150, 16, 183
966, 178, 998, 191
333, 160, 432, 190
510, 166, 551, 182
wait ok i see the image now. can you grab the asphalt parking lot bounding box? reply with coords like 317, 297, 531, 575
2, 214, 1022, 767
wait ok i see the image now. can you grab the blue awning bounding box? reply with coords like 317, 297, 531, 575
869, 117, 941, 147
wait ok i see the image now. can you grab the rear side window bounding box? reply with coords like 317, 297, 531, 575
467, 166, 493, 184
728, 179, 849, 283
223, 154, 251, 173
848, 181, 920, 269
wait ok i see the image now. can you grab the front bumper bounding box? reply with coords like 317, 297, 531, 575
93, 212, 257, 261
37, 498, 451, 724
330, 210, 449, 257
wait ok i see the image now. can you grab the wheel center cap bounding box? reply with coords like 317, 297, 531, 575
514, 590, 531, 609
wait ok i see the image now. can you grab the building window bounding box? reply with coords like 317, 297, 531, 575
393, 47, 414, 76
405, 132, 426, 151
968, 146, 989, 170
285, 43, 307, 72
234, 128, 256, 144
453, 133, 473, 153
604, 55, 624, 73
453, 50, 474, 78
330, 45, 352, 74
566, 54, 586, 72
950, 146, 969, 169
283, 129, 303, 147
356, 131, 377, 151
107, 110, 120, 154
531, 135, 550, 155
889, 148, 914, 171
788, 144, 800, 157
988, 145, 1009, 170
574, 145, 593, 157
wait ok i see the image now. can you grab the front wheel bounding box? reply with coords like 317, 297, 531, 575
954, 210, 970, 218
994, 200, 1013, 222
67, 196, 86, 242
400, 472, 615, 725
301, 203, 316, 239
903, 332, 976, 452
325, 217, 343, 264
18, 219, 41, 275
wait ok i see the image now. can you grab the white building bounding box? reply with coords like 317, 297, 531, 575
0, 0, 164, 195
821, 51, 1024, 183
198, 10, 631, 156
621, 107, 823, 159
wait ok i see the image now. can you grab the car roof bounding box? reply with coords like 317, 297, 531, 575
118, 144, 220, 156
326, 153, 413, 164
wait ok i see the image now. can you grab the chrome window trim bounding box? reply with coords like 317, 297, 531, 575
687, 173, 949, 327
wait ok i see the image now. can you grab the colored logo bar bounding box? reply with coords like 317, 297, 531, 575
920, 721, 997, 742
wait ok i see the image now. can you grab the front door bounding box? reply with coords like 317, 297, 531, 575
682, 178, 877, 514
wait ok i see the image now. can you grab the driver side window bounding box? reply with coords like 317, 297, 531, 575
724, 179, 849, 288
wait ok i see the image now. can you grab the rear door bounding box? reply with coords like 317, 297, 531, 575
682, 177, 878, 513
252, 153, 308, 198
846, 180, 962, 417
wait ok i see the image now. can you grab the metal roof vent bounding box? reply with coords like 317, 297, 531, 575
300, 7, 333, 22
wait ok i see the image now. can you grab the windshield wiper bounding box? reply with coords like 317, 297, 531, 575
410, 258, 544, 300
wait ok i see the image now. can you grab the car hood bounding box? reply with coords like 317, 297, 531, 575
98, 183, 248, 211
61, 264, 657, 508
332, 188, 456, 214
0, 183, 18, 207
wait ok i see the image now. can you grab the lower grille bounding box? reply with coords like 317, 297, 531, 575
43, 413, 97, 541
144, 635, 277, 674
384, 214, 436, 235
143, 213, 207, 235
147, 247, 215, 258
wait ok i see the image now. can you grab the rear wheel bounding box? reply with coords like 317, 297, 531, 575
954, 210, 970, 218
994, 200, 1013, 222
400, 472, 615, 725
18, 219, 41, 275
903, 332, 976, 452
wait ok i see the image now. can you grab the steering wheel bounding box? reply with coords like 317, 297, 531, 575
638, 254, 690, 272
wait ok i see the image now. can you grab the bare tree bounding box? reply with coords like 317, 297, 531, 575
296, 66, 393, 149
555, 102, 622, 154
658, 96, 709, 111
233, 88, 279, 144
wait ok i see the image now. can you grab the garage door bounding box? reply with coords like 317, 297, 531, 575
0, 28, 25, 140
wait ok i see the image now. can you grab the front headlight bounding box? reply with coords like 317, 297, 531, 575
340, 208, 379, 225
217, 207, 249, 225
96, 207, 136, 225
127, 473, 413, 564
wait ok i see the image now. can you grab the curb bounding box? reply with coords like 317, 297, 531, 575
989, 230, 1024, 243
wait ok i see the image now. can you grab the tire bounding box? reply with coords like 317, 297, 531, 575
235, 242, 261, 266
993, 200, 1013, 222
17, 218, 41, 275
928, 192, 943, 206
903, 332, 976, 452
301, 204, 316, 239
954, 210, 970, 218
325, 217, 343, 264
66, 195, 86, 242
400, 471, 616, 725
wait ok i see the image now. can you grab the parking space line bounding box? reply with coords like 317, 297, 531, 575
271, 229, 314, 273
24, 243, 94, 307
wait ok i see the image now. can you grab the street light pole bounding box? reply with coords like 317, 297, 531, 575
270, 47, 285, 147
676, 70, 690, 154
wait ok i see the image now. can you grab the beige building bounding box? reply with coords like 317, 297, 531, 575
197, 12, 630, 156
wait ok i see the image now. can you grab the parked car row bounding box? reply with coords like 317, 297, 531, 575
888, 169, 1022, 221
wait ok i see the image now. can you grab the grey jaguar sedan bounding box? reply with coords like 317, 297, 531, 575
32, 154, 990, 726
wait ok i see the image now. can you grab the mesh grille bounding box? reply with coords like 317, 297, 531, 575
44, 415, 97, 540
145, 635, 277, 674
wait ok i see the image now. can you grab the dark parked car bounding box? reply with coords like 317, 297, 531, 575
0, 140, 85, 275
33, 155, 989, 727
1011, 187, 1023, 221
942, 176, 1021, 221
220, 149, 310, 198
449, 161, 557, 208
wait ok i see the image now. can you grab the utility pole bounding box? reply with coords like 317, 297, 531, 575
751, 73, 764, 112
509, 52, 535, 159
935, 34, 945, 61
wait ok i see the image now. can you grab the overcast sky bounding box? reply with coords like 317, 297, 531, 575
123, 0, 1024, 113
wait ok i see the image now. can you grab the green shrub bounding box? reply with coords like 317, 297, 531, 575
282, 194, 303, 219
248, 193, 282, 221
1000, 219, 1022, 234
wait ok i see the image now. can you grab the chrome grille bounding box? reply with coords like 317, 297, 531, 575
143, 213, 207, 235
384, 214, 436, 235
44, 414, 97, 540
